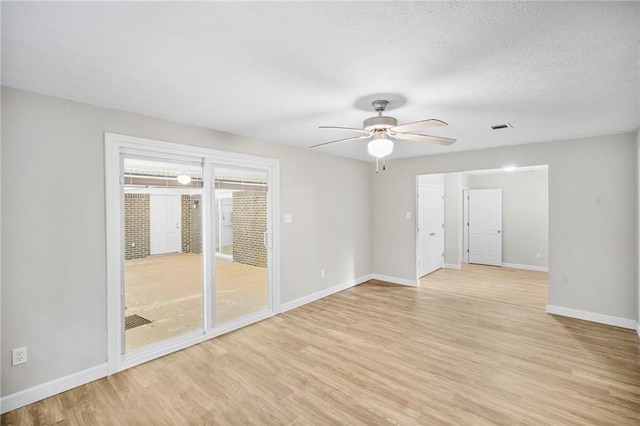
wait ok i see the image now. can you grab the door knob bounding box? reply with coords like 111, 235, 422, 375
430, 232, 435, 236
497, 230, 501, 234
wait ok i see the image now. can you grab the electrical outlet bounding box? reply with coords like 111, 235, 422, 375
536, 253, 541, 259
12, 347, 27, 366
320, 270, 325, 278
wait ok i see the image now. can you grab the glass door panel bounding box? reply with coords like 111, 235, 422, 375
122, 157, 203, 352
213, 166, 269, 324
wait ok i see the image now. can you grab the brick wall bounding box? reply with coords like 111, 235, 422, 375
124, 193, 150, 260
189, 195, 202, 254
232, 191, 267, 268
181, 195, 190, 253
181, 194, 202, 254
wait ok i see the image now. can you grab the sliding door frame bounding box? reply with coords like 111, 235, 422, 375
105, 132, 280, 374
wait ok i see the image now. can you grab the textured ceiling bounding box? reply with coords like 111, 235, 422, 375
2, 1, 639, 161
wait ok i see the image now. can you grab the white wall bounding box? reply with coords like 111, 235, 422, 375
371, 132, 637, 323
0, 88, 371, 397
467, 168, 548, 269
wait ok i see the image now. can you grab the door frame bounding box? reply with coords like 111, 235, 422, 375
463, 188, 469, 263
105, 132, 280, 374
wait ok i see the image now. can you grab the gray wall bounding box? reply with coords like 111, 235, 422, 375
2, 86, 638, 400
417, 173, 444, 186
444, 173, 462, 265
467, 169, 548, 268
0, 88, 371, 396
371, 132, 637, 321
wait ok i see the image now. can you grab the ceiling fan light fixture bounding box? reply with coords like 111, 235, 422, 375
177, 174, 192, 185
367, 133, 393, 158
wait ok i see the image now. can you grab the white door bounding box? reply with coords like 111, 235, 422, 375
417, 185, 444, 277
150, 195, 181, 255
469, 189, 502, 266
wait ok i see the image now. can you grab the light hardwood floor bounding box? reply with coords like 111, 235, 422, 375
3, 271, 639, 425
420, 263, 548, 310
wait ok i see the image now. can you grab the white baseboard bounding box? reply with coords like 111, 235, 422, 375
637, 322, 640, 338
1, 363, 108, 414
444, 263, 461, 270
371, 274, 418, 287
546, 305, 637, 330
503, 262, 549, 272
280, 274, 372, 313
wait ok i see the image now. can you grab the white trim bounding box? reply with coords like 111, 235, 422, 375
546, 305, 637, 330
1, 364, 108, 414
636, 322, 640, 338
371, 274, 418, 287
502, 262, 549, 272
280, 275, 372, 313
444, 263, 461, 270
104, 139, 121, 374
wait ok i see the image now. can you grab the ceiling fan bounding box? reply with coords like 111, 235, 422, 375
312, 100, 455, 171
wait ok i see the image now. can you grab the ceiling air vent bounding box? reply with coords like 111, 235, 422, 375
490, 123, 513, 130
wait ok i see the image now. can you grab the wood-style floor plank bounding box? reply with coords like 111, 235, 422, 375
2, 268, 639, 425
420, 262, 549, 309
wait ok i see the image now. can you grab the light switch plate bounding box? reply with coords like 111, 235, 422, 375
284, 213, 293, 224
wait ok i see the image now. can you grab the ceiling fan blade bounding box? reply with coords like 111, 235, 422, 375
319, 125, 371, 135
390, 119, 448, 133
310, 134, 371, 148
393, 132, 456, 146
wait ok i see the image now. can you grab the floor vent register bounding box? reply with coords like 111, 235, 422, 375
125, 314, 152, 330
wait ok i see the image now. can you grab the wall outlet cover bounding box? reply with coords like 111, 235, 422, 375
12, 347, 27, 366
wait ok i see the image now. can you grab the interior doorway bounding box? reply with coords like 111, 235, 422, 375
214, 196, 233, 259
415, 166, 549, 309
416, 183, 444, 277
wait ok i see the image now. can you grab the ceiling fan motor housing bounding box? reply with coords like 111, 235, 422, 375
363, 115, 398, 130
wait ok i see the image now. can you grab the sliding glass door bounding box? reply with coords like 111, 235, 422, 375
212, 166, 270, 325
122, 156, 204, 353
106, 132, 279, 373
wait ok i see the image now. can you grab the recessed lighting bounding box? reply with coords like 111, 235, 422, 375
503, 166, 516, 172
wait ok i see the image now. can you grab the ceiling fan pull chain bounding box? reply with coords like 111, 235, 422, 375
383, 157, 386, 171
376, 158, 379, 173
